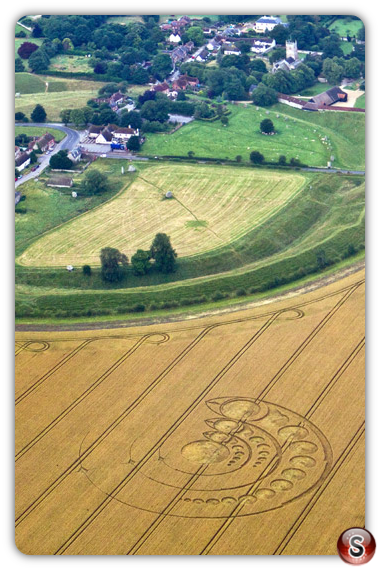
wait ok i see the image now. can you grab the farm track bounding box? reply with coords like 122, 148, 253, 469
15, 268, 365, 554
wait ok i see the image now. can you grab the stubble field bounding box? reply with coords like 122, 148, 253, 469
15, 269, 365, 554
18, 164, 306, 267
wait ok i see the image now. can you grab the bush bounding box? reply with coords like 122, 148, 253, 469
235, 288, 247, 297
129, 303, 146, 313
211, 291, 229, 302
82, 265, 92, 276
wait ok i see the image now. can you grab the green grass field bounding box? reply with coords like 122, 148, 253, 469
15, 126, 66, 142
49, 54, 91, 73
328, 17, 364, 37
14, 89, 100, 121
14, 71, 116, 121
297, 83, 335, 97
142, 104, 365, 170
355, 93, 366, 109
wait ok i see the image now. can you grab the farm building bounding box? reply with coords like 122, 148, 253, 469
305, 86, 348, 109
87, 125, 103, 138
87, 124, 139, 145
151, 82, 170, 94
95, 128, 113, 144
68, 147, 82, 162
172, 75, 199, 90
113, 127, 140, 142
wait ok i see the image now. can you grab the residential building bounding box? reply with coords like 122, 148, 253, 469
254, 16, 283, 33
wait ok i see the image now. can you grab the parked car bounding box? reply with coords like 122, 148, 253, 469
31, 165, 39, 172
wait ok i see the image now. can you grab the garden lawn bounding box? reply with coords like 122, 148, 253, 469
15, 126, 66, 142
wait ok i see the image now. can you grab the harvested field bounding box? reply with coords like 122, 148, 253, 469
15, 269, 365, 554
18, 164, 306, 267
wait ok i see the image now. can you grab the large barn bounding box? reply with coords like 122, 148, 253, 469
304, 87, 348, 110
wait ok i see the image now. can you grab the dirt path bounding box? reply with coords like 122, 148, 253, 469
16, 259, 365, 332
339, 89, 363, 107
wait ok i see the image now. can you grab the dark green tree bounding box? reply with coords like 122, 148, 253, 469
250, 150, 264, 164
131, 249, 151, 275
251, 84, 278, 107
15, 112, 27, 122
59, 109, 72, 124
82, 265, 92, 276
49, 150, 73, 169
260, 118, 275, 134
31, 104, 47, 122
28, 48, 50, 72
127, 136, 140, 151
278, 155, 287, 166
15, 58, 25, 72
150, 233, 177, 273
100, 247, 128, 282
151, 53, 172, 80
81, 169, 110, 195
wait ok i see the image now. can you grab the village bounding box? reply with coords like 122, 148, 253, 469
15, 15, 365, 187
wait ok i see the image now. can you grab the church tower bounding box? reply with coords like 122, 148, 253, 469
286, 40, 298, 60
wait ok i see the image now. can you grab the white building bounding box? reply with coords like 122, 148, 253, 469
250, 38, 276, 54
169, 33, 181, 44
254, 16, 283, 33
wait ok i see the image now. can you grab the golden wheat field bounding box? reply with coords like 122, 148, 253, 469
15, 269, 365, 555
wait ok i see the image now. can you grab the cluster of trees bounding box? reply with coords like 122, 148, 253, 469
15, 105, 43, 123
249, 150, 301, 167
59, 85, 197, 133
179, 18, 364, 106
22, 15, 170, 83
16, 15, 365, 97
95, 233, 177, 283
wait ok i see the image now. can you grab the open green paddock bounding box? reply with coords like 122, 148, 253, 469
15, 125, 66, 142
15, 72, 107, 94
328, 17, 364, 37
14, 89, 100, 121
141, 104, 365, 170
15, 159, 365, 320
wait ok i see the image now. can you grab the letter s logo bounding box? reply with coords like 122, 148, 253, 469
349, 535, 365, 558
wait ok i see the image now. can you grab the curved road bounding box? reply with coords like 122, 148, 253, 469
15, 123, 81, 189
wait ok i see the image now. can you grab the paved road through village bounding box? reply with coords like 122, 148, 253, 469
15, 123, 81, 189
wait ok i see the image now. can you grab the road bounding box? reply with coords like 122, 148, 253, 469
15, 123, 364, 192
15, 123, 81, 189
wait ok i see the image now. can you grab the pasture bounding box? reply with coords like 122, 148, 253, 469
18, 164, 306, 267
328, 17, 364, 37
15, 73, 104, 95
142, 104, 365, 170
15, 269, 365, 554
14, 89, 100, 122
15, 126, 66, 142
49, 54, 92, 73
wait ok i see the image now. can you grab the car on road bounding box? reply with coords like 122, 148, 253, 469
31, 165, 40, 172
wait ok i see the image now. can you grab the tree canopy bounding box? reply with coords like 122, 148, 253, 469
31, 104, 47, 122
150, 233, 177, 273
100, 247, 128, 282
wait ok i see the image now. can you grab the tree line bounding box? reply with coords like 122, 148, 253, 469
83, 233, 177, 283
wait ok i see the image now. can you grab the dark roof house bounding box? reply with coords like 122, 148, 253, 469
37, 133, 55, 152
308, 87, 348, 107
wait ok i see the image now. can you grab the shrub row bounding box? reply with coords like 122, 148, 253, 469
16, 241, 364, 320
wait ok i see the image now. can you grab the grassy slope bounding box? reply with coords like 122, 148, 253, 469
15, 161, 365, 318
14, 89, 99, 121
355, 93, 366, 109
15, 126, 66, 142
141, 104, 365, 170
